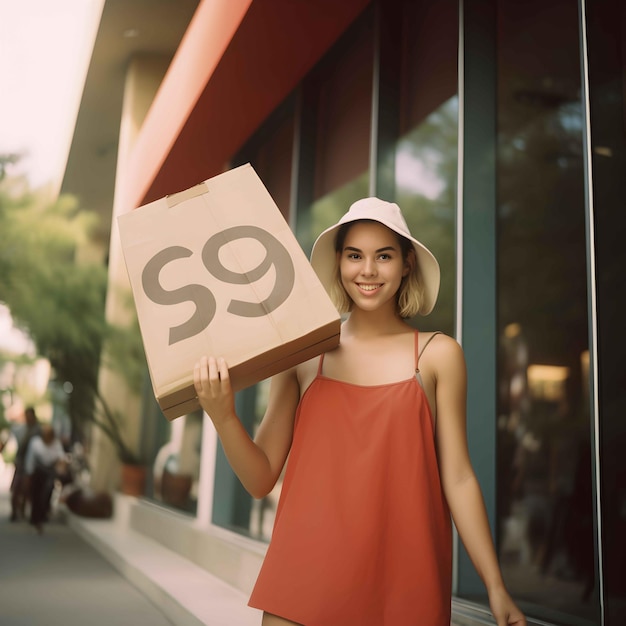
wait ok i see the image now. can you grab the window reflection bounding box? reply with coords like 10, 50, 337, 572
152, 410, 202, 514
585, 0, 626, 621
395, 97, 458, 336
496, 0, 597, 621
248, 379, 277, 540
392, 0, 458, 335
297, 11, 374, 254
308, 172, 371, 252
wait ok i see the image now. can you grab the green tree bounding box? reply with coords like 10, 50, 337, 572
0, 161, 145, 463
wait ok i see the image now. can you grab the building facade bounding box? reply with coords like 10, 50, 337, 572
63, 1, 626, 624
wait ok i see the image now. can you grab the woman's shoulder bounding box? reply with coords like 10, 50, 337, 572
420, 331, 465, 366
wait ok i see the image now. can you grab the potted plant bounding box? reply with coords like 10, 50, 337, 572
91, 390, 147, 496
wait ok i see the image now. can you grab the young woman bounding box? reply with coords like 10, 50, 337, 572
194, 198, 526, 626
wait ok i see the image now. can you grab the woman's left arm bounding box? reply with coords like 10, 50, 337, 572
433, 336, 526, 626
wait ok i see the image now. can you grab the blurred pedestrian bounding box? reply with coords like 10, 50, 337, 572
24, 423, 67, 534
9, 406, 40, 521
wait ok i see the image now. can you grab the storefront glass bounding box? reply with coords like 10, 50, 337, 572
585, 1, 626, 622
393, 0, 458, 336
495, 1, 598, 623
143, 380, 203, 515
299, 11, 374, 254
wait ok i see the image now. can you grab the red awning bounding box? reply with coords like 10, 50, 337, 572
122, 0, 370, 211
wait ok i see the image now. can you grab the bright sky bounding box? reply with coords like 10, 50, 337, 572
0, 0, 104, 191
0, 304, 35, 356
0, 0, 103, 354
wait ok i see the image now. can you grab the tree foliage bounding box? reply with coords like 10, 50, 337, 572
0, 161, 145, 462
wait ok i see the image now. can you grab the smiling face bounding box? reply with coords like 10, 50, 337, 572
338, 220, 411, 315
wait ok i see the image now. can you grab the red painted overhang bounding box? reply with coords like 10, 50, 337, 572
122, 0, 371, 212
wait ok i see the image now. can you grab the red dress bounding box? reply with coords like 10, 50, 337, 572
249, 332, 452, 625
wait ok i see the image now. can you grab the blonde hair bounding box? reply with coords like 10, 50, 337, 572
330, 221, 426, 318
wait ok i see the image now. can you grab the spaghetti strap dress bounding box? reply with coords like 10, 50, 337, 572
248, 331, 452, 625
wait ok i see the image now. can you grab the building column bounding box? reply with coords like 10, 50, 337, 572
90, 55, 172, 491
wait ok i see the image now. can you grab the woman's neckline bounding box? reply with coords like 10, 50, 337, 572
315, 373, 418, 389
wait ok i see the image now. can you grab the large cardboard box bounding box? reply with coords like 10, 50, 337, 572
118, 164, 340, 420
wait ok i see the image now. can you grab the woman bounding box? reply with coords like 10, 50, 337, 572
195, 198, 526, 625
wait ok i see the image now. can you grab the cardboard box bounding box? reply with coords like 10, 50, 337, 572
118, 164, 341, 420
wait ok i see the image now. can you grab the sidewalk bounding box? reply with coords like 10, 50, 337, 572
0, 463, 173, 626
0, 460, 260, 626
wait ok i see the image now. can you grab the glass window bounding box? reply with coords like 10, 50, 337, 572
241, 104, 295, 221
247, 378, 276, 540
585, 1, 626, 623
495, 1, 598, 623
142, 367, 203, 516
152, 410, 203, 513
393, 0, 458, 336
297, 11, 374, 254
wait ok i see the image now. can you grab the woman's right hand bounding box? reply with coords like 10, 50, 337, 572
193, 356, 237, 428
193, 355, 280, 499
194, 357, 301, 499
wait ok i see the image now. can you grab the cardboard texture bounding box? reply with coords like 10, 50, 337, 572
118, 164, 341, 420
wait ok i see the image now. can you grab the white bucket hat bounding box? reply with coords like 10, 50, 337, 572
310, 197, 440, 315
